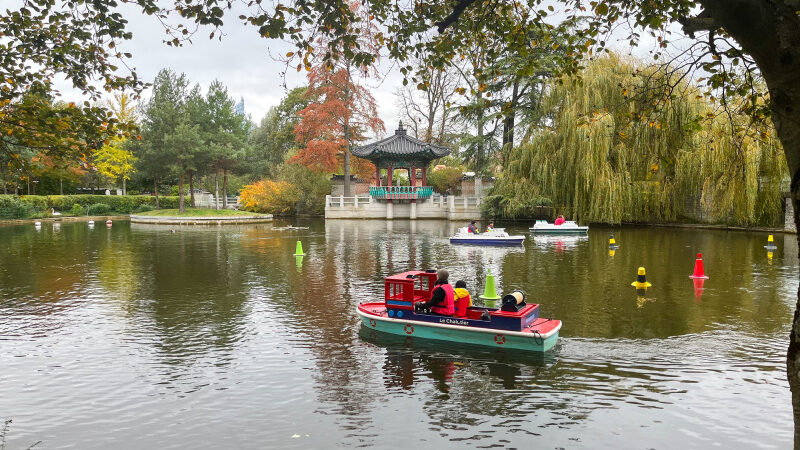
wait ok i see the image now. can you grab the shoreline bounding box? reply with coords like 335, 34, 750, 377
0, 215, 129, 225
130, 214, 272, 225
1, 214, 794, 234
609, 222, 796, 235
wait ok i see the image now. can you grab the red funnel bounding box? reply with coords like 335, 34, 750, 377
689, 253, 709, 279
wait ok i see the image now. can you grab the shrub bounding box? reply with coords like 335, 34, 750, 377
1, 195, 182, 218
87, 203, 111, 215
12, 195, 179, 214
0, 195, 35, 219
133, 204, 154, 213
275, 163, 329, 215
240, 180, 299, 215
70, 203, 87, 216
428, 167, 463, 194
480, 193, 553, 220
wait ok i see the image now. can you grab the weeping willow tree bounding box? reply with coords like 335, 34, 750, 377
487, 54, 787, 226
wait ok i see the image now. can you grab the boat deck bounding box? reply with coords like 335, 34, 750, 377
358, 303, 561, 336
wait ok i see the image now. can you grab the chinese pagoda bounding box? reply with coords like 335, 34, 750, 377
352, 121, 450, 203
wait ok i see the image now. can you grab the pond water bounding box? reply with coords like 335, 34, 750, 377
0, 219, 795, 448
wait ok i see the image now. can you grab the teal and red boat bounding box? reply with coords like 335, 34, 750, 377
357, 270, 562, 352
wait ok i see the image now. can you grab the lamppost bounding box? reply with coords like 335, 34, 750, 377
32, 180, 38, 195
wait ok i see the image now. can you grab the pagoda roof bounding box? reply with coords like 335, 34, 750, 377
352, 122, 450, 164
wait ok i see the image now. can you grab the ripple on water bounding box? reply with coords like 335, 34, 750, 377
0, 222, 795, 449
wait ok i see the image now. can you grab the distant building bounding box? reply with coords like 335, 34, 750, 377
235, 97, 245, 116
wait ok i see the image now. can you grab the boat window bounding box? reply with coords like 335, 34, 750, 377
388, 283, 404, 300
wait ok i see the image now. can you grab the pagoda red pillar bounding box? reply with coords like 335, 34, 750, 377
387, 166, 393, 186
375, 166, 381, 186
422, 167, 427, 186
410, 166, 416, 187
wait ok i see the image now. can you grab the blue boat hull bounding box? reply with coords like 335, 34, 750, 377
357, 312, 560, 352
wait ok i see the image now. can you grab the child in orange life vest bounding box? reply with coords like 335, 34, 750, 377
453, 280, 472, 318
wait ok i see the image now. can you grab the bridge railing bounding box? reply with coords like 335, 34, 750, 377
368, 186, 434, 200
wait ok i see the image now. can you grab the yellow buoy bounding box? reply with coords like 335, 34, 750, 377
765, 234, 777, 249
631, 267, 652, 288
609, 232, 619, 250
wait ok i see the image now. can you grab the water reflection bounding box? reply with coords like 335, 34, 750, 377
0, 220, 796, 448
531, 234, 590, 252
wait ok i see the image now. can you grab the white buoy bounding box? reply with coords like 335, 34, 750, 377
34, 221, 42, 229
88, 220, 95, 225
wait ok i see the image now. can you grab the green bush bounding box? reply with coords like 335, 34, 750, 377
480, 193, 553, 220
87, 203, 111, 215
133, 204, 154, 213
0, 195, 180, 218
70, 203, 87, 216
428, 167, 464, 194
0, 195, 35, 219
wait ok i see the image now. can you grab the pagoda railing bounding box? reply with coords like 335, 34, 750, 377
369, 186, 434, 200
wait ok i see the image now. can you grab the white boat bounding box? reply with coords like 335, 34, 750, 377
449, 227, 525, 246
529, 220, 589, 234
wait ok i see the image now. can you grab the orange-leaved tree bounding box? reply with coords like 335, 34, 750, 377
239, 179, 299, 215
291, 0, 384, 197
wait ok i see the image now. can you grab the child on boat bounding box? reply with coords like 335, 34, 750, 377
554, 215, 566, 225
453, 280, 472, 318
485, 221, 495, 232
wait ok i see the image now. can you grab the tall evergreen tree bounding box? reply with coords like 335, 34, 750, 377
203, 81, 249, 209
138, 69, 193, 210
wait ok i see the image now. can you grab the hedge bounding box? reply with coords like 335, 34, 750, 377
0, 195, 181, 219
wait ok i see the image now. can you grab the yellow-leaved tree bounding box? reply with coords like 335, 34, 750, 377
239, 179, 299, 215
93, 93, 137, 194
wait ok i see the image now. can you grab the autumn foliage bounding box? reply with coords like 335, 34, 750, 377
290, 1, 384, 184
239, 179, 299, 215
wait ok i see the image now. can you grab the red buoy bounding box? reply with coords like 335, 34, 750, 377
106, 219, 113, 227
689, 253, 709, 279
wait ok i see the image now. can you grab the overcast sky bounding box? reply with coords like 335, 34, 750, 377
48, 4, 682, 138
51, 6, 405, 135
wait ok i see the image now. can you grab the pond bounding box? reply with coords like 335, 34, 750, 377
0, 219, 795, 448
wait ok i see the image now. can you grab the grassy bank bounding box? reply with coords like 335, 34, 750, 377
134, 208, 267, 217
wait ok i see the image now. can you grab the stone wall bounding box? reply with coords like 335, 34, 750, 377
786, 195, 796, 232
330, 176, 371, 196
325, 195, 482, 220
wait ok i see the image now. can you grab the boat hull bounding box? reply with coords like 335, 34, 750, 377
529, 227, 588, 235
449, 237, 525, 246
357, 307, 560, 352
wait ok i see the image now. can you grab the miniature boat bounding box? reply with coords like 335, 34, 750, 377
357, 270, 562, 352
529, 220, 589, 234
449, 227, 525, 246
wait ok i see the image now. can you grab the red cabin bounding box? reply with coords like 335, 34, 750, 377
384, 270, 438, 310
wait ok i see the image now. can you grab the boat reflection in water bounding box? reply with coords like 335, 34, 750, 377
532, 234, 589, 252
450, 242, 525, 261
358, 327, 554, 391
